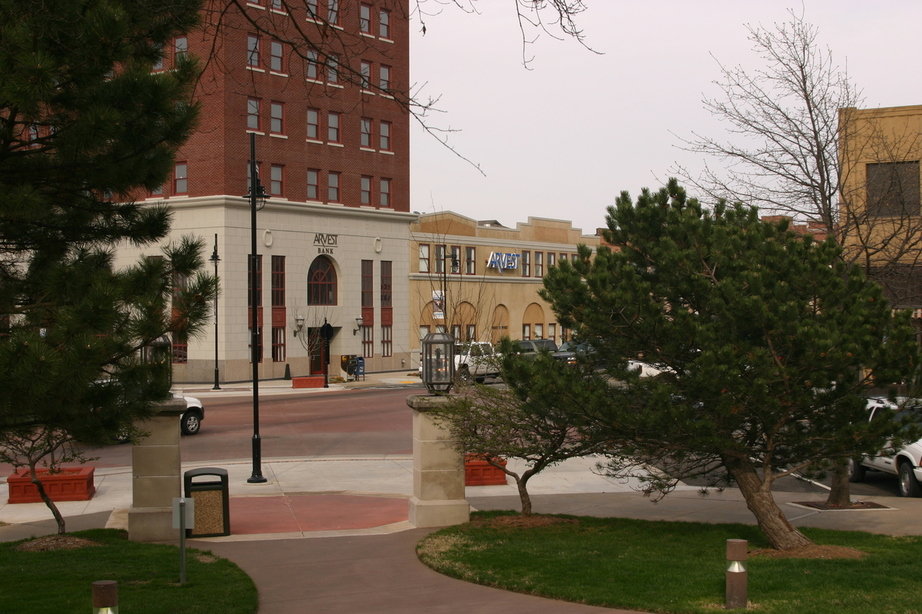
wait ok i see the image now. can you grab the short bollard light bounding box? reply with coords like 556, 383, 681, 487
725, 538, 748, 610
92, 580, 118, 614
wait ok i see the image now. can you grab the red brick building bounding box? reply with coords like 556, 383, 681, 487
119, 0, 414, 383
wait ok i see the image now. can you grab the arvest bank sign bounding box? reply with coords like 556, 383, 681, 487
486, 251, 520, 272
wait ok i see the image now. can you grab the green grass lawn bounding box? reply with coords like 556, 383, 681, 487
0, 529, 257, 613
418, 511, 922, 614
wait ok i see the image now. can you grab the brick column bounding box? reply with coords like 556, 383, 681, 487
128, 398, 186, 542
406, 394, 470, 528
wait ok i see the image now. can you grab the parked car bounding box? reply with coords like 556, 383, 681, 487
180, 395, 205, 435
849, 397, 922, 497
514, 339, 575, 364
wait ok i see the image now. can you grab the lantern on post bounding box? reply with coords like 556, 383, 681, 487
421, 332, 455, 395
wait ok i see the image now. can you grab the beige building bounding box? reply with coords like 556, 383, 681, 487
408, 212, 600, 365
839, 104, 922, 309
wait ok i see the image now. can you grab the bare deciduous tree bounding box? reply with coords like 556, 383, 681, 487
674, 11, 922, 506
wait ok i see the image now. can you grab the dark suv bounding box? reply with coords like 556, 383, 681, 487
514, 339, 575, 363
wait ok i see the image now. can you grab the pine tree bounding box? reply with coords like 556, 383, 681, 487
541, 179, 918, 550
0, 0, 215, 533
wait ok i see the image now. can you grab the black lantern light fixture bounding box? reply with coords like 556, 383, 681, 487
421, 331, 455, 395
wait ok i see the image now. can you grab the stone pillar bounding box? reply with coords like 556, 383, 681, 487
128, 398, 186, 542
406, 394, 470, 528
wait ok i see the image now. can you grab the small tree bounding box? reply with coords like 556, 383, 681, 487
432, 349, 601, 515
541, 180, 918, 550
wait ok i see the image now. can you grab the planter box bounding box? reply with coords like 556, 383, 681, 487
292, 376, 325, 388
464, 455, 508, 486
7, 466, 96, 504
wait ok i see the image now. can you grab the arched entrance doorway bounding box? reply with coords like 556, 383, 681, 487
306, 255, 337, 374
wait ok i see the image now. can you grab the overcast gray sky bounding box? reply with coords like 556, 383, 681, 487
409, 1, 922, 235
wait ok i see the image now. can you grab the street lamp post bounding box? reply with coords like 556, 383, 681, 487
246, 133, 268, 484
210, 234, 221, 390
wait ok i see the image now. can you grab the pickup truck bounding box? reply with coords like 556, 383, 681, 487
454, 341, 501, 383
514, 339, 575, 364
849, 397, 922, 497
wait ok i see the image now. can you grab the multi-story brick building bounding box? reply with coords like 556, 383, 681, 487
118, 0, 413, 383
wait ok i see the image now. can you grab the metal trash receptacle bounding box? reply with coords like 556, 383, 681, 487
183, 467, 230, 537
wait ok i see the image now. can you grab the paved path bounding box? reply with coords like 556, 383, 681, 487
4, 373, 922, 612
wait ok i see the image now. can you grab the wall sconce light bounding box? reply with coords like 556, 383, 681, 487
294, 315, 305, 338
353, 316, 364, 335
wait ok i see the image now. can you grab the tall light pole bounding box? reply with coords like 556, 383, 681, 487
210, 234, 221, 390
246, 133, 267, 484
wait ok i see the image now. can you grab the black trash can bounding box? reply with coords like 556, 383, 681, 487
183, 467, 230, 537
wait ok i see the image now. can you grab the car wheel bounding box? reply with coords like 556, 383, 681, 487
847, 458, 866, 483
898, 461, 921, 497
181, 410, 202, 436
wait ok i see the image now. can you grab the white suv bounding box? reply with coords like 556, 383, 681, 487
849, 397, 922, 497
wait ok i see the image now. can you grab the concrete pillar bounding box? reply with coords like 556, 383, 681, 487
128, 397, 186, 542
406, 394, 470, 528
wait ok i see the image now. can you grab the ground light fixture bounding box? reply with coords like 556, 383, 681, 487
210, 234, 221, 390
91, 580, 118, 613
421, 331, 455, 394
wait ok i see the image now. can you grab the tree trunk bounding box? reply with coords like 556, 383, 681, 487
825, 459, 852, 507
28, 465, 66, 535
730, 464, 812, 550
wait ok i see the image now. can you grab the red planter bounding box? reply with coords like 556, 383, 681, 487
292, 376, 325, 388
7, 466, 96, 504
464, 455, 508, 486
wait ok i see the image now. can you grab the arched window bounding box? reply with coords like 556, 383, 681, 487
307, 256, 337, 305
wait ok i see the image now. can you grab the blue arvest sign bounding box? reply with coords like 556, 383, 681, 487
486, 252, 520, 271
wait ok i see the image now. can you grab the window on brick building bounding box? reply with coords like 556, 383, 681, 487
270, 164, 283, 196
379, 9, 390, 38
248, 254, 263, 362
465, 247, 476, 274
379, 177, 391, 206
305, 50, 319, 80
306, 0, 317, 18
307, 169, 319, 200
548, 252, 556, 268
327, 112, 340, 142
359, 4, 371, 33
360, 175, 372, 204
247, 35, 260, 67
521, 250, 531, 276
175, 37, 188, 60
450, 246, 461, 273
327, 0, 339, 25
308, 255, 337, 305
174, 162, 187, 194
379, 65, 390, 91
867, 161, 921, 217
360, 117, 372, 147
270, 40, 284, 72
270, 102, 283, 134
379, 121, 391, 150
381, 325, 392, 357
326, 54, 338, 83
247, 98, 260, 131
306, 108, 319, 139
327, 171, 340, 202
535, 251, 544, 277
360, 60, 371, 89
271, 255, 286, 362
